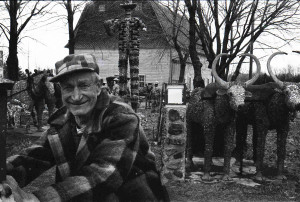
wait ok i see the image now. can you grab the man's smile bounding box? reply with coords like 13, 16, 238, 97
68, 100, 88, 106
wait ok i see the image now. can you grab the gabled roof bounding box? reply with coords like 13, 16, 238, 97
71, 0, 195, 50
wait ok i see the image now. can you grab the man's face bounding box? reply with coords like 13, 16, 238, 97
60, 72, 101, 117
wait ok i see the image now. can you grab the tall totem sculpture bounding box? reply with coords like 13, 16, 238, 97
104, 0, 146, 110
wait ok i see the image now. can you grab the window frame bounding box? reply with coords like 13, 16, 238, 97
138, 74, 146, 87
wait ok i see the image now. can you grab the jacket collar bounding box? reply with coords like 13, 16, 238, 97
48, 89, 112, 128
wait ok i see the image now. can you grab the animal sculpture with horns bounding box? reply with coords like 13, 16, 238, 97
186, 53, 261, 181
235, 51, 300, 180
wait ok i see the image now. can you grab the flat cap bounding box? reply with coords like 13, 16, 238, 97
50, 54, 99, 82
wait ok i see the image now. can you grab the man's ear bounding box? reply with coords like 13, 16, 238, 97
216, 89, 227, 96
245, 91, 252, 97
97, 80, 102, 95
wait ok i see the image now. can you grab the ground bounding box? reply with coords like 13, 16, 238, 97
5, 106, 300, 201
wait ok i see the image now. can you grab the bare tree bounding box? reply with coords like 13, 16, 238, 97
57, 0, 86, 54
154, 1, 190, 83
184, 0, 300, 82
0, 0, 51, 81
185, 0, 205, 87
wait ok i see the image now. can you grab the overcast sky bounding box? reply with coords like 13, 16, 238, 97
1, 1, 300, 74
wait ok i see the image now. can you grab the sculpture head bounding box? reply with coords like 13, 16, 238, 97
212, 53, 261, 111
267, 52, 300, 111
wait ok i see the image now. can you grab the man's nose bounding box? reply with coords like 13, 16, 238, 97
71, 87, 82, 100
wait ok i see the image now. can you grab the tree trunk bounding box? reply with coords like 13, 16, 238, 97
230, 59, 244, 82
173, 37, 188, 83
186, 0, 204, 88
193, 64, 203, 88
67, 0, 75, 54
7, 0, 19, 81
231, 46, 251, 81
178, 61, 186, 83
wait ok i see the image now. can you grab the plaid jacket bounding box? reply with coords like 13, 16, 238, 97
7, 90, 164, 201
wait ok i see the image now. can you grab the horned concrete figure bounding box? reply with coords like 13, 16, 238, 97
186, 53, 261, 181
235, 52, 300, 181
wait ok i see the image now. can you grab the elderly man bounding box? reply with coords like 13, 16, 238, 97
0, 54, 167, 202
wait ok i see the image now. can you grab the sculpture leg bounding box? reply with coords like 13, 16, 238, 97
234, 118, 248, 174
223, 122, 235, 181
28, 101, 37, 127
129, 48, 139, 112
35, 99, 45, 132
276, 123, 289, 180
253, 106, 269, 181
203, 124, 215, 181
129, 48, 139, 96
119, 50, 129, 96
253, 128, 258, 163
46, 97, 55, 117
185, 119, 195, 171
254, 124, 267, 181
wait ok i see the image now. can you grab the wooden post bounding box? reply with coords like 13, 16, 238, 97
0, 78, 14, 182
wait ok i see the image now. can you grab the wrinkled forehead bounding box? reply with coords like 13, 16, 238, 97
228, 84, 245, 94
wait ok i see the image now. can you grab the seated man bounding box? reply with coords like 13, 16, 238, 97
0, 54, 167, 202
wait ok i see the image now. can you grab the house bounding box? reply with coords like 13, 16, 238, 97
71, 0, 212, 90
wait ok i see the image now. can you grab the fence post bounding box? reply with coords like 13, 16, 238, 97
0, 78, 14, 182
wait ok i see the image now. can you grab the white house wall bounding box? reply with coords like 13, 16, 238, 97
75, 49, 171, 87
75, 48, 212, 89
184, 55, 212, 90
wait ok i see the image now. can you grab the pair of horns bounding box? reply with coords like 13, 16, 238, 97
212, 53, 261, 89
267, 51, 300, 89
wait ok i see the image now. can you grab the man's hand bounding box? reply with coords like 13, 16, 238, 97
0, 176, 39, 202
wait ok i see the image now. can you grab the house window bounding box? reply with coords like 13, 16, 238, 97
139, 74, 145, 87
98, 4, 105, 12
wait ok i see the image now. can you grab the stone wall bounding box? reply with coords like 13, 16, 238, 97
161, 105, 186, 184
